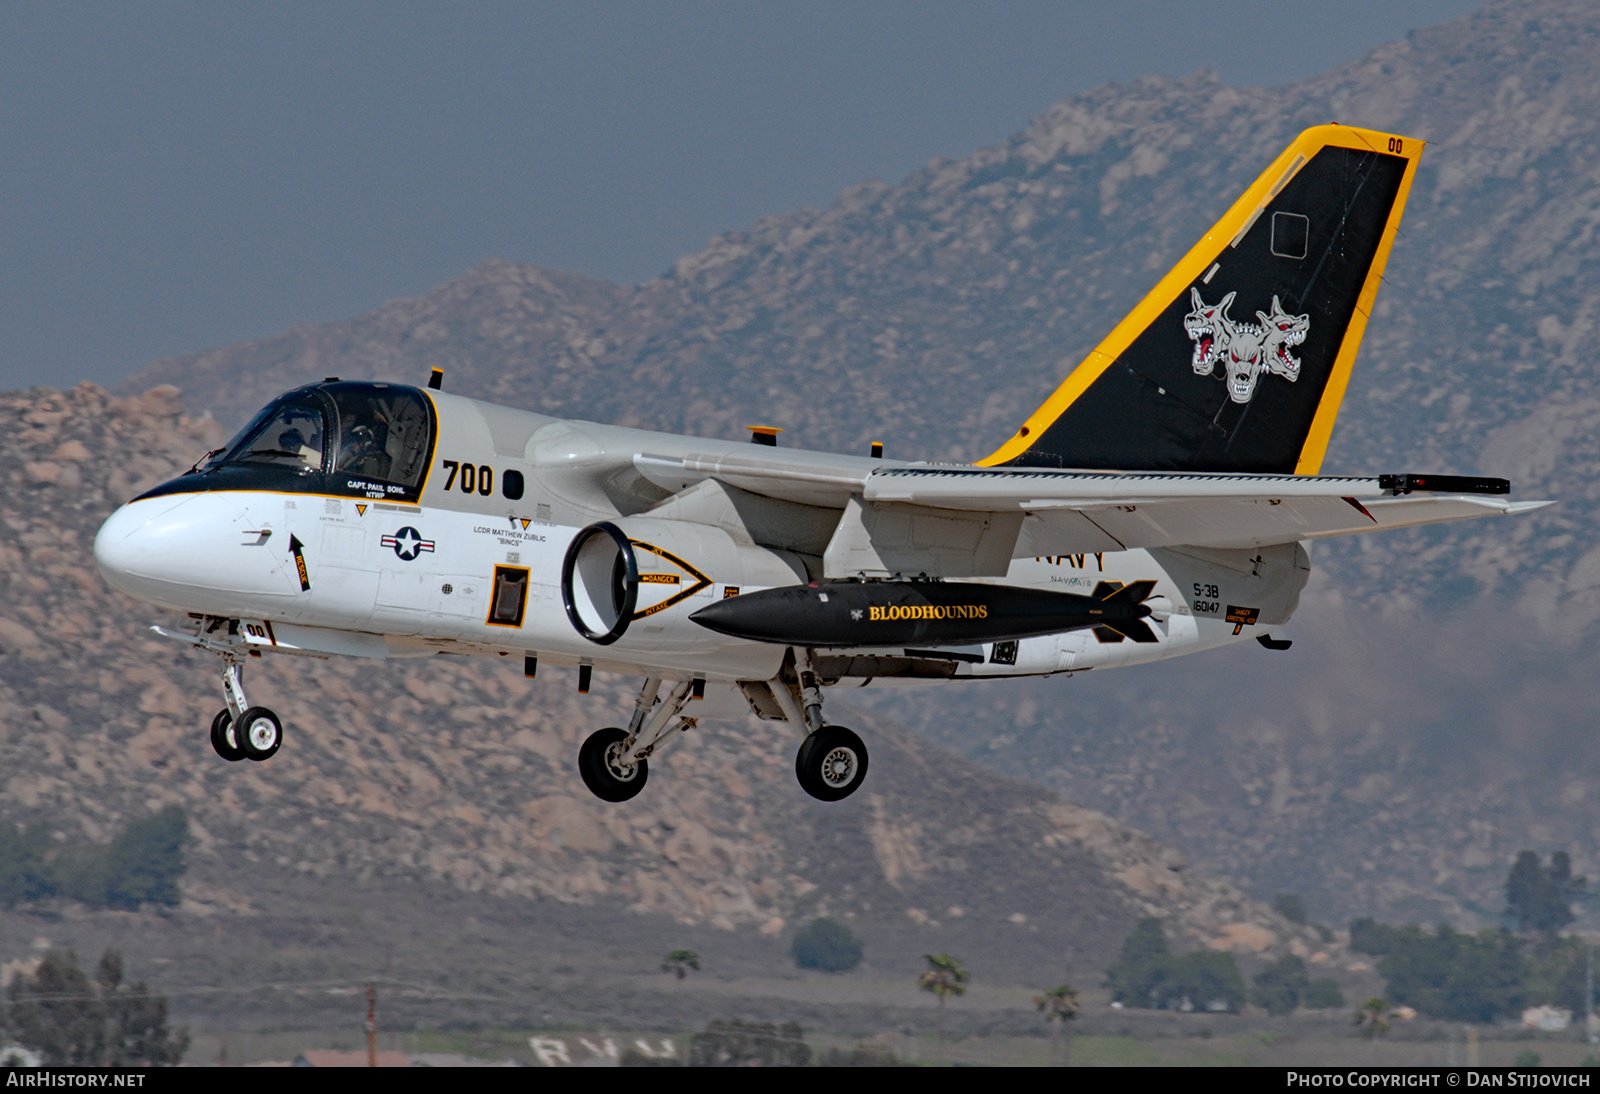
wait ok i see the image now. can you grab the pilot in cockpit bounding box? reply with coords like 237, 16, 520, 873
338, 423, 389, 479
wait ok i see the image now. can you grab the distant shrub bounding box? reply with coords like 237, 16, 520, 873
54, 843, 114, 909
2, 948, 188, 1066
1349, 917, 1402, 956
1272, 894, 1308, 925
103, 807, 187, 909
1252, 955, 1311, 1016
1179, 950, 1247, 1013
790, 918, 863, 973
0, 808, 186, 912
1507, 851, 1585, 935
0, 823, 55, 907
1106, 917, 1246, 1013
1303, 978, 1345, 1010
1249, 955, 1344, 1014
1348, 919, 1527, 1023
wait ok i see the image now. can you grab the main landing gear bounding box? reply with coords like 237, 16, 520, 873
575, 649, 871, 805
781, 647, 868, 802
795, 724, 868, 803
578, 678, 697, 802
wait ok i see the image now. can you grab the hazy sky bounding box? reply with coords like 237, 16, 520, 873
0, 1, 1483, 391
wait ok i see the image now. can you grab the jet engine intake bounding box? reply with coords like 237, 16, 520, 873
560, 517, 810, 649
561, 521, 638, 644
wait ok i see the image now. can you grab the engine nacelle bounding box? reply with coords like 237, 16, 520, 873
561, 517, 807, 647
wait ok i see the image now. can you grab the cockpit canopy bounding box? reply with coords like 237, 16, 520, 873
143, 381, 437, 503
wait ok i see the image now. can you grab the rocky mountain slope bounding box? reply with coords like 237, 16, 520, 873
0, 385, 1336, 1021
83, 0, 1600, 927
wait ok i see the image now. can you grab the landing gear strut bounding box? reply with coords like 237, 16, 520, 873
578, 677, 696, 803
780, 647, 869, 802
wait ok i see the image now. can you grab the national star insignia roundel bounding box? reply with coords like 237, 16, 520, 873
381, 526, 435, 561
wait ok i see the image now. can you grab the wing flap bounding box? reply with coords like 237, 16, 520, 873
1066, 493, 1544, 552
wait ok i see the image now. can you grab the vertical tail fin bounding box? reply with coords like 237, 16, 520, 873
982, 125, 1423, 475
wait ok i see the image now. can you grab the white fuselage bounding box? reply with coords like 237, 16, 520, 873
93, 387, 1309, 708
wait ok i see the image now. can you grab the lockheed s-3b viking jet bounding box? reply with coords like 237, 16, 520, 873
94, 126, 1548, 805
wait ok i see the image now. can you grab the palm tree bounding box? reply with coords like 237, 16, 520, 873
1035, 983, 1079, 1065
918, 953, 969, 1041
1354, 997, 1392, 1064
661, 949, 700, 983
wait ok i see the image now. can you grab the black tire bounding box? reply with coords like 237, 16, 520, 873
795, 725, 869, 801
236, 706, 283, 761
578, 727, 649, 802
210, 709, 245, 762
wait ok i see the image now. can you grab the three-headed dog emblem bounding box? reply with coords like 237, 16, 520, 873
1184, 288, 1310, 404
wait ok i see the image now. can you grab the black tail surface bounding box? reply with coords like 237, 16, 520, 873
981, 126, 1422, 476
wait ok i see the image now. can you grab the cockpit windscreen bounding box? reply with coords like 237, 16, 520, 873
188, 382, 435, 502
216, 395, 328, 473
328, 385, 431, 490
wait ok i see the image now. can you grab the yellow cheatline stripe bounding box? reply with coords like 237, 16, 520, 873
977, 125, 1424, 471
137, 487, 421, 505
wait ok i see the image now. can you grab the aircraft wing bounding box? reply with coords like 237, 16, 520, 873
635, 451, 870, 508
633, 451, 1548, 573
861, 467, 1549, 555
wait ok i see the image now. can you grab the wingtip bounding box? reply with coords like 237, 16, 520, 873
1506, 499, 1557, 515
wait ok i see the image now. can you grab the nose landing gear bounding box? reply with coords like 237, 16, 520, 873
210, 709, 245, 762
151, 620, 285, 763
209, 656, 284, 762
234, 705, 283, 761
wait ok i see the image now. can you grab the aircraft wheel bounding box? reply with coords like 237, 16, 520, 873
796, 725, 868, 802
236, 706, 283, 761
579, 727, 649, 803
209, 709, 245, 762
